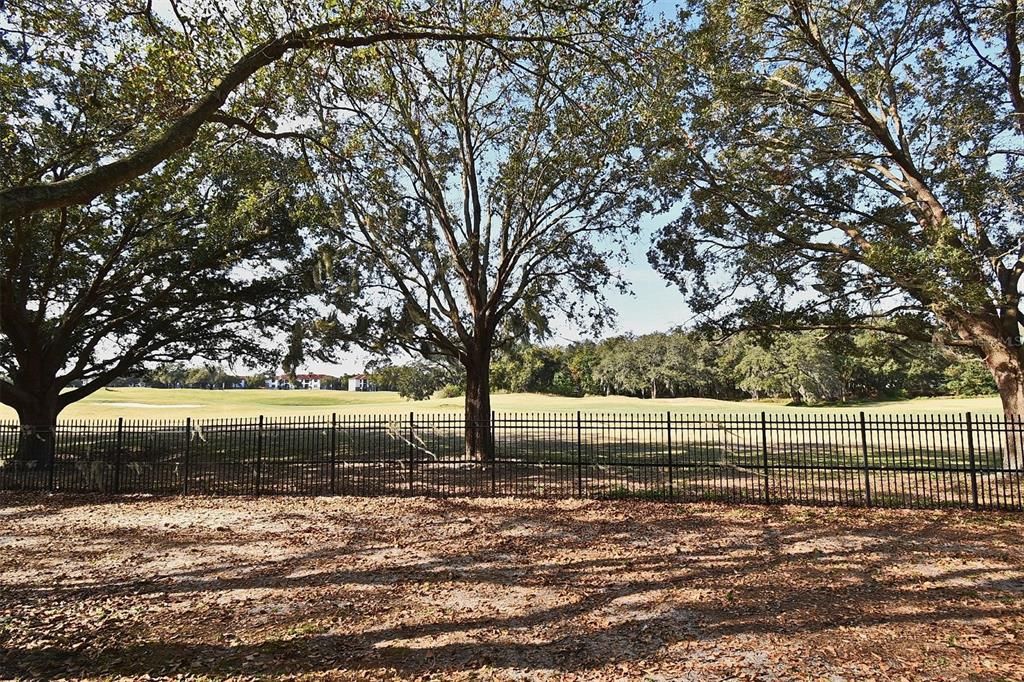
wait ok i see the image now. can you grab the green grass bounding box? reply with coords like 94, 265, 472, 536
0, 387, 1004, 422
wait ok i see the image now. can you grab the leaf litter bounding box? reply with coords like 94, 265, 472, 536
1, 493, 1022, 681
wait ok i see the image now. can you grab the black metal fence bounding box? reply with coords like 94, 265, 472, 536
1, 412, 1022, 511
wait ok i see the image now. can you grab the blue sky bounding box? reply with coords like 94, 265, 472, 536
550, 215, 691, 343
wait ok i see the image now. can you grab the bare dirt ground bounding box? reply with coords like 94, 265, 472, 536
1, 494, 1022, 681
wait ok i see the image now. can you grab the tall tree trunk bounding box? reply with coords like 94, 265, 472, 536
987, 346, 1024, 470
463, 351, 493, 462
14, 396, 59, 468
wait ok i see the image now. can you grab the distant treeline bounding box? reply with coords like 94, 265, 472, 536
371, 330, 996, 404
108, 364, 348, 390
108, 331, 997, 405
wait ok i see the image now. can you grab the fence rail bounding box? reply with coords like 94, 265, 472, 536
1, 412, 1022, 511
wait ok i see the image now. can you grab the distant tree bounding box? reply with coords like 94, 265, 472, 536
658, 330, 726, 398
306, 3, 650, 459
437, 383, 466, 399
846, 332, 949, 399
631, 334, 672, 398
945, 359, 999, 397
563, 342, 601, 396
650, 0, 1024, 463
184, 366, 213, 388
147, 363, 189, 388
844, 334, 909, 399
593, 336, 640, 397
246, 372, 274, 390
370, 362, 449, 400
183, 364, 234, 389
105, 372, 146, 388
587, 331, 726, 399
724, 333, 845, 404
725, 340, 790, 401
720, 330, 957, 403
489, 354, 518, 394
318, 375, 344, 390
783, 334, 847, 404
491, 346, 567, 394
397, 327, 975, 402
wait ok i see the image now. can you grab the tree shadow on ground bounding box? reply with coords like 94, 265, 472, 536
1, 495, 1022, 679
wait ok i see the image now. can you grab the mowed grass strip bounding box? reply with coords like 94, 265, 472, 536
0, 387, 1005, 422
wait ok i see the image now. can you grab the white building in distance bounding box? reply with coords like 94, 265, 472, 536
347, 374, 376, 392
266, 374, 334, 390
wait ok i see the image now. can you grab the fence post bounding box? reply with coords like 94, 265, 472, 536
182, 417, 191, 495
490, 410, 497, 497
666, 412, 674, 501
860, 411, 871, 507
576, 411, 583, 498
113, 417, 124, 493
408, 412, 415, 495
761, 412, 770, 505
330, 412, 337, 495
966, 412, 978, 511
47, 423, 56, 492
255, 415, 264, 497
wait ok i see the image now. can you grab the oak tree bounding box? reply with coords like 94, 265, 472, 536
1, 142, 313, 463
649, 0, 1024, 465
302, 1, 651, 459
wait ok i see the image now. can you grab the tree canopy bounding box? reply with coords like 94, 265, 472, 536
0, 140, 315, 460
487, 330, 988, 403
294, 2, 651, 458
1, 0, 586, 223
648, 0, 1023, 429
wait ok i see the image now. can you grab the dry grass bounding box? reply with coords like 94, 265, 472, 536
1, 493, 1022, 680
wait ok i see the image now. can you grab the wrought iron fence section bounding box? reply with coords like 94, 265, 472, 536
0, 411, 1021, 511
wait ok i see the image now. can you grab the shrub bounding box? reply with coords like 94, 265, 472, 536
943, 360, 996, 396
436, 383, 464, 398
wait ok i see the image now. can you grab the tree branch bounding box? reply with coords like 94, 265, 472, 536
0, 24, 568, 223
